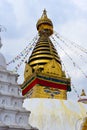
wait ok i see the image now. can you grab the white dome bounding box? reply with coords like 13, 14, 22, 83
23, 99, 87, 130
0, 53, 7, 70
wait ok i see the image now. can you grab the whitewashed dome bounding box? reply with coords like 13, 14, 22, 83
24, 99, 87, 130
0, 52, 7, 70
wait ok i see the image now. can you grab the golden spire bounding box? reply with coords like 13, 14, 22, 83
28, 10, 61, 71
36, 9, 53, 36
22, 10, 71, 99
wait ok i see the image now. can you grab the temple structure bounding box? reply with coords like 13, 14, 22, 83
22, 10, 87, 130
22, 9, 71, 99
0, 38, 38, 130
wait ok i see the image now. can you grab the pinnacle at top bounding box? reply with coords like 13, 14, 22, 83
36, 9, 53, 36
41, 9, 47, 18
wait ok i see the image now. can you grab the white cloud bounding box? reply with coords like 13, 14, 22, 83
7, 0, 29, 27
58, 19, 87, 45
71, 0, 87, 11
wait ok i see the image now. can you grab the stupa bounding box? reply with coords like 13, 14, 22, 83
0, 37, 38, 130
21, 10, 87, 130
22, 9, 71, 99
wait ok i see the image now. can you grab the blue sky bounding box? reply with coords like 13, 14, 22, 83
0, 0, 87, 100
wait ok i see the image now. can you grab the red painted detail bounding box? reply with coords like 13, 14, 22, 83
22, 79, 37, 95
37, 78, 67, 90
22, 78, 67, 95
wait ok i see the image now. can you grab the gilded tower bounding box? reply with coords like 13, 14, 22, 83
21, 10, 71, 99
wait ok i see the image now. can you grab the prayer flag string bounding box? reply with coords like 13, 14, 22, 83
54, 31, 87, 55
54, 33, 87, 65
51, 36, 87, 79
7, 34, 39, 66
56, 49, 80, 98
13, 36, 39, 72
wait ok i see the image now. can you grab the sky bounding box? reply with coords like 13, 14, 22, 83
0, 0, 87, 100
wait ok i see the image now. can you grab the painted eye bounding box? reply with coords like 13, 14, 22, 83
53, 91, 60, 94
44, 90, 51, 93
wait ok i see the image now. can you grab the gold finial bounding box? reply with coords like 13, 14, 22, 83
43, 9, 47, 14
81, 89, 86, 96
36, 9, 53, 36
41, 9, 47, 18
